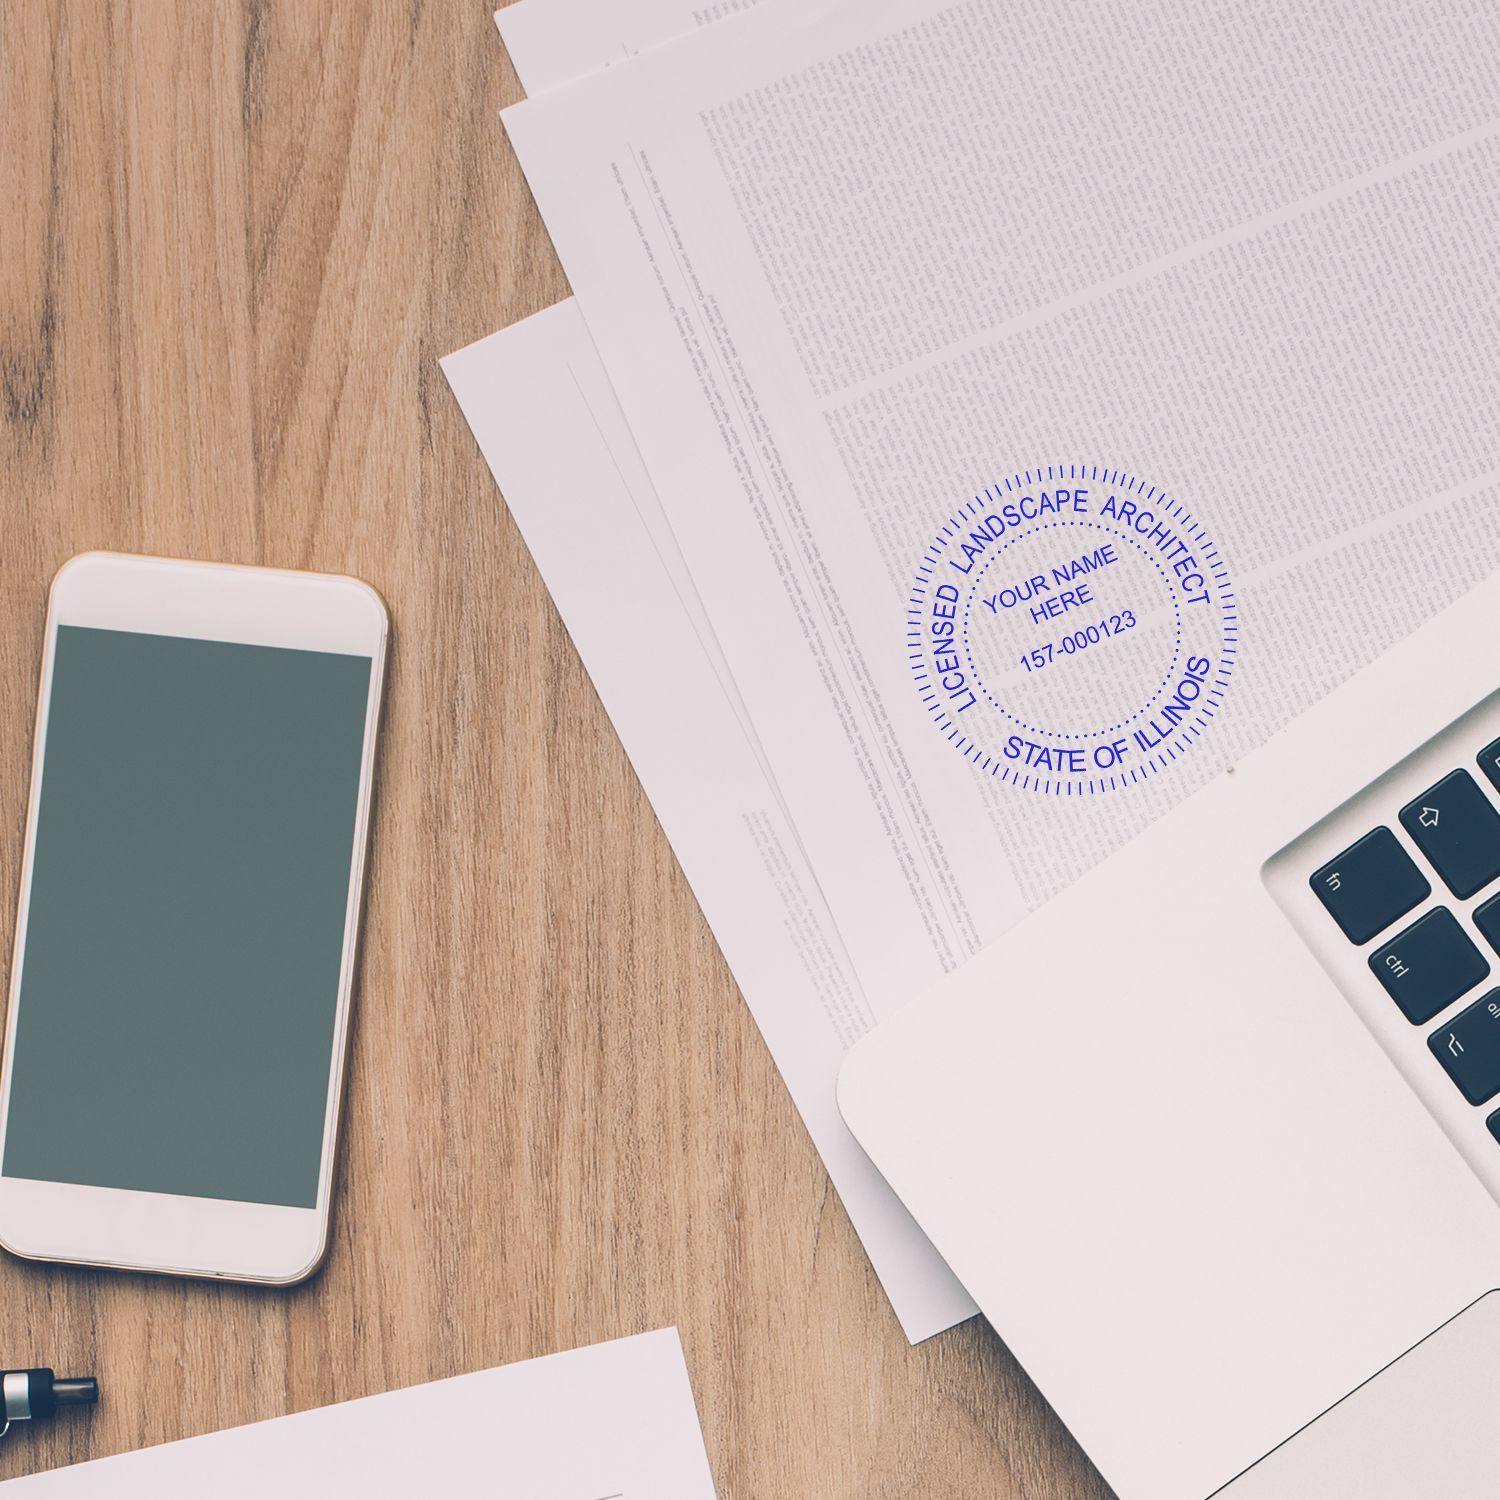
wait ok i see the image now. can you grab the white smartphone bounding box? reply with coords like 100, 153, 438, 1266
0, 553, 387, 1284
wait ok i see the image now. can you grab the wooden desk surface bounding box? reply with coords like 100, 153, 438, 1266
1, 5, 1112, 1495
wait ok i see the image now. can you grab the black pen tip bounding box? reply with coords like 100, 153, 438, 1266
50, 1378, 98, 1408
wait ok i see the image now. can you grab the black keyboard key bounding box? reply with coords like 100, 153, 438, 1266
1369, 908, 1489, 1024
1475, 893, 1500, 956
1400, 770, 1500, 899
1429, 990, 1500, 1105
1310, 828, 1430, 944
1490, 1108, 1500, 1146
1480, 736, 1500, 797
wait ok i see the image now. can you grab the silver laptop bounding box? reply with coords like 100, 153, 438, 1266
839, 573, 1500, 1498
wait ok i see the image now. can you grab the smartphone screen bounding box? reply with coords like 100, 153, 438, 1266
2, 624, 373, 1210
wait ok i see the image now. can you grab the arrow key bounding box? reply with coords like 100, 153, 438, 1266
1400, 770, 1500, 899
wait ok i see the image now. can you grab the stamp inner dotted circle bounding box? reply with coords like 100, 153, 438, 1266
959, 522, 1182, 740
908, 466, 1237, 795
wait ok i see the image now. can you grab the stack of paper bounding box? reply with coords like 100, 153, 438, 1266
448, 0, 1500, 1344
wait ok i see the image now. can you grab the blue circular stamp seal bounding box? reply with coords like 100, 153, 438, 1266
908, 465, 1237, 794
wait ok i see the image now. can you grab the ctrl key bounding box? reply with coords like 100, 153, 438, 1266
1430, 991, 1500, 1106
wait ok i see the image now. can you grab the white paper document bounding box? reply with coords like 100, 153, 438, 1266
442, 303, 974, 1342
504, 0, 1500, 1025
496, 0, 761, 96
6, 1328, 717, 1497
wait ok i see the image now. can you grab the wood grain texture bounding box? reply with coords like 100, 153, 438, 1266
0, 4, 1115, 1495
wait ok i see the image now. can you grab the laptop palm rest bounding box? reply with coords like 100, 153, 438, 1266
1218, 1291, 1500, 1498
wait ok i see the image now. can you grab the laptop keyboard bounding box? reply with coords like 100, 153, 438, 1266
1309, 736, 1500, 1148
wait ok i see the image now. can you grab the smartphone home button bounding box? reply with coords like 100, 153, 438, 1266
112, 1191, 192, 1267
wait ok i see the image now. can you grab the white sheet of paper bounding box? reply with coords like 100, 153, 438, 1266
495, 0, 761, 96
4, 1329, 717, 1497
504, 0, 1500, 1020
441, 302, 974, 1342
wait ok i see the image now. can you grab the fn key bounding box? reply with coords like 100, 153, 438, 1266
1311, 827, 1431, 944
